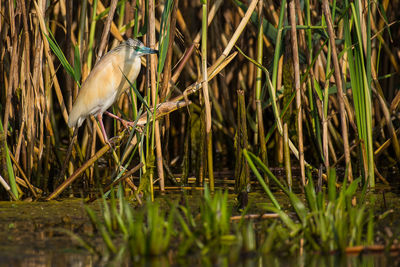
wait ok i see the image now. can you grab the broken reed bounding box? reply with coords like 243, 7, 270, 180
0, 0, 399, 199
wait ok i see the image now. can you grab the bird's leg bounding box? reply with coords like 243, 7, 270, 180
97, 113, 112, 146
55, 127, 79, 188
104, 111, 135, 129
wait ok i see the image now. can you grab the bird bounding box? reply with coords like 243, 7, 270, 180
67, 38, 158, 144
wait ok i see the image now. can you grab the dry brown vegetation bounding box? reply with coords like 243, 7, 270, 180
1, 0, 400, 200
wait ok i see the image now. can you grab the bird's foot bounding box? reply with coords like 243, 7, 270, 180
104, 111, 136, 130
117, 120, 144, 135
120, 119, 136, 130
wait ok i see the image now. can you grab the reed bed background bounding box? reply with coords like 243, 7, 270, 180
0, 0, 399, 200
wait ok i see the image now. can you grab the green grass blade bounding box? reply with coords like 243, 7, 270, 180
0, 119, 18, 199
328, 168, 336, 202
45, 30, 80, 86
242, 149, 281, 210
246, 150, 307, 224
120, 68, 150, 111
157, 0, 173, 74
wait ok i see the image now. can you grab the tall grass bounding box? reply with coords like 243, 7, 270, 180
244, 149, 379, 252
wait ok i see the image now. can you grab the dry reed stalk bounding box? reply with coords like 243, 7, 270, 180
367, 18, 400, 162
96, 0, 118, 61
276, 50, 284, 166
322, 82, 330, 169
230, 213, 279, 221
171, 43, 196, 83
172, 0, 257, 106
43, 135, 51, 191
65, 0, 74, 110
21, 0, 35, 182
256, 0, 267, 167
87, 0, 124, 41
209, 0, 259, 75
176, 9, 193, 43
265, 0, 279, 26
345, 244, 400, 254
373, 87, 400, 159
322, 0, 353, 181
193, 0, 223, 44
148, 0, 165, 193
374, 128, 400, 158
160, 0, 179, 165
86, 162, 143, 203
200, 0, 214, 190
173, 52, 238, 102
201, 2, 211, 134
161, 0, 179, 101
3, 0, 17, 137
0, 175, 18, 201
212, 30, 236, 127
328, 134, 338, 163
34, 1, 69, 125
46, 141, 113, 200
235, 90, 250, 192
9, 152, 37, 198
289, 0, 305, 185
283, 123, 292, 188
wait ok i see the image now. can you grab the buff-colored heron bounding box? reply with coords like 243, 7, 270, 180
49, 39, 157, 198
68, 38, 157, 143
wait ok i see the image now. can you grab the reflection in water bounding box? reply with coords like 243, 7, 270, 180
0, 250, 94, 267
1, 248, 399, 267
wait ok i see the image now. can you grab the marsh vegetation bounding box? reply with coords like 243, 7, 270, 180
1, 0, 400, 265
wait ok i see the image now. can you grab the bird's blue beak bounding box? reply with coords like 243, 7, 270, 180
138, 46, 158, 55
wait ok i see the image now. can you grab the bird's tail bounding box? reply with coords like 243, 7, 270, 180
68, 105, 80, 128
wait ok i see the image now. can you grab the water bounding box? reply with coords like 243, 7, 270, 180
1, 246, 399, 266
0, 188, 399, 266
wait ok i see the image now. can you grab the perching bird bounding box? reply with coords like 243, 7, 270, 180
68, 38, 158, 144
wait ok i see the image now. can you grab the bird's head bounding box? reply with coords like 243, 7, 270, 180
125, 38, 158, 56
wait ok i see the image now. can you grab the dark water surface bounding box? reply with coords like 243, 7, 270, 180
1, 185, 400, 266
